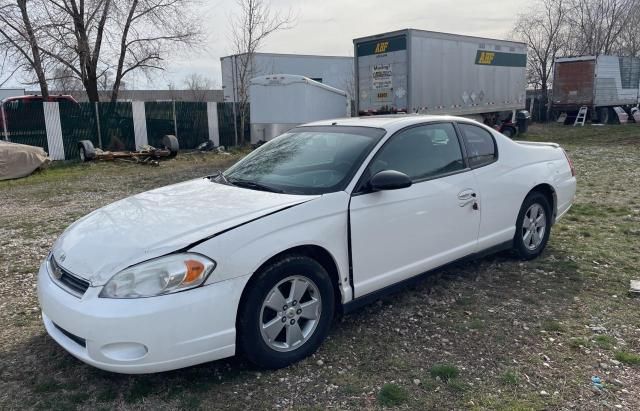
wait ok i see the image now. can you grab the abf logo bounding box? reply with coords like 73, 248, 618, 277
375, 41, 389, 54
478, 51, 495, 65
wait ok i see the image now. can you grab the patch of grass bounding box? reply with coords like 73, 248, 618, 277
96, 386, 117, 402
66, 391, 91, 405
541, 320, 565, 332
125, 378, 156, 403
501, 370, 519, 386
468, 319, 485, 330
446, 379, 467, 392
429, 364, 460, 381
594, 335, 616, 350
569, 337, 590, 349
377, 383, 408, 407
615, 351, 640, 365
33, 379, 62, 393
178, 394, 202, 409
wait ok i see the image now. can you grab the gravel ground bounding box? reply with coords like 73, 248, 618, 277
1, 124, 639, 410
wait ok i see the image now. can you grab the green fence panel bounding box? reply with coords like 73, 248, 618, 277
98, 102, 135, 151
145, 102, 174, 148
175, 102, 208, 149
4, 100, 48, 152
217, 103, 249, 147
59, 101, 99, 160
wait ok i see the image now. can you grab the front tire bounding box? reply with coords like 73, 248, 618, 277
238, 255, 335, 369
513, 192, 552, 260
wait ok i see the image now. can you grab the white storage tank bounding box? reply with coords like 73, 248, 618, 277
249, 74, 349, 143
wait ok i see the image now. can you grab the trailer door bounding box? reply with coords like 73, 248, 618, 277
552, 60, 596, 110
356, 35, 408, 115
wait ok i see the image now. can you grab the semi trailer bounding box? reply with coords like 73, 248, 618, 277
353, 29, 528, 136
552, 55, 640, 123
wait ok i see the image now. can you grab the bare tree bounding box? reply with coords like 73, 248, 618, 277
229, 0, 294, 145
0, 0, 49, 96
565, 0, 638, 56
612, 5, 640, 56
183, 72, 216, 101
0, 0, 202, 102
51, 66, 83, 93
513, 0, 568, 120
108, 0, 202, 102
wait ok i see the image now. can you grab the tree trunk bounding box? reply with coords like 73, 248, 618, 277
239, 108, 246, 144
541, 80, 550, 122
17, 0, 48, 97
83, 67, 101, 102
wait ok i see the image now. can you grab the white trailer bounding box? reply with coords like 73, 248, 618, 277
249, 74, 349, 143
353, 29, 527, 134
552, 55, 640, 123
221, 53, 354, 103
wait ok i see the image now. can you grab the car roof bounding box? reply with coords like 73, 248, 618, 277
303, 114, 481, 131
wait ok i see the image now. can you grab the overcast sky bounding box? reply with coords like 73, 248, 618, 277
4, 0, 530, 90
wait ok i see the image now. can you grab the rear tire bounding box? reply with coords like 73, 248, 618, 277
513, 192, 552, 260
238, 255, 335, 369
78, 140, 95, 162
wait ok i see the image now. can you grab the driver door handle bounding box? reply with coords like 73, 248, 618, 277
458, 190, 477, 208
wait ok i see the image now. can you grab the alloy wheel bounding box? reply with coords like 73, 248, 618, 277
522, 203, 546, 250
259, 275, 322, 352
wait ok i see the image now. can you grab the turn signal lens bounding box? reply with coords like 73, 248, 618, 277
184, 260, 206, 284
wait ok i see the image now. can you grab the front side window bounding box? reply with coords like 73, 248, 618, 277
223, 126, 385, 195
458, 123, 497, 168
367, 122, 465, 182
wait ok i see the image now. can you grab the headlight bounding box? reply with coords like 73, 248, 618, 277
99, 253, 216, 299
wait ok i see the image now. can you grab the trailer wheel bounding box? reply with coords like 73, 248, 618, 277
596, 107, 609, 124
163, 135, 179, 158
78, 140, 96, 162
501, 126, 516, 138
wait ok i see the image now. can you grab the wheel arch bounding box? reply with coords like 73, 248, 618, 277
526, 183, 557, 223
235, 245, 343, 331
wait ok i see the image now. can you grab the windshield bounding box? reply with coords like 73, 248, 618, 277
222, 126, 386, 195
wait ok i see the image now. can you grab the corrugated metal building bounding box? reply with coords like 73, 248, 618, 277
221, 52, 354, 102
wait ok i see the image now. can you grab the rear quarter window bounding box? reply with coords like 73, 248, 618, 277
459, 123, 498, 168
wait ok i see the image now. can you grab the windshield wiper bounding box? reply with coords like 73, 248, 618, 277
226, 178, 284, 193
206, 170, 232, 185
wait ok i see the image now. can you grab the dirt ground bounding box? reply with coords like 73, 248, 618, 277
1, 124, 639, 410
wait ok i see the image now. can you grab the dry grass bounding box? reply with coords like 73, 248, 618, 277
1, 124, 639, 410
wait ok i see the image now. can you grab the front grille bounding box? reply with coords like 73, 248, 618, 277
49, 256, 90, 297
53, 322, 86, 347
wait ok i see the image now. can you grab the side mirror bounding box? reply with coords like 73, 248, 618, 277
369, 170, 412, 191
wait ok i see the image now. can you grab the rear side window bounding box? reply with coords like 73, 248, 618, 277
368, 122, 465, 182
459, 123, 497, 168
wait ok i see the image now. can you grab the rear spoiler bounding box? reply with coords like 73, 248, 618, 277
516, 141, 560, 149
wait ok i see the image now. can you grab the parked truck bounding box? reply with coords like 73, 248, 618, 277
552, 55, 640, 123
353, 29, 528, 136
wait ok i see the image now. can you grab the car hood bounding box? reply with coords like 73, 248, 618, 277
52, 178, 315, 285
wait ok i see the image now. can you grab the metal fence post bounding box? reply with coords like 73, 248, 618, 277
43, 102, 65, 160
1, 104, 8, 141
94, 102, 103, 149
172, 100, 178, 138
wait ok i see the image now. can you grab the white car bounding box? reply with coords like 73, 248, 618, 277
37, 116, 577, 373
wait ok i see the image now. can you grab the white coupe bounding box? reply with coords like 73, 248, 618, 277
37, 116, 576, 373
